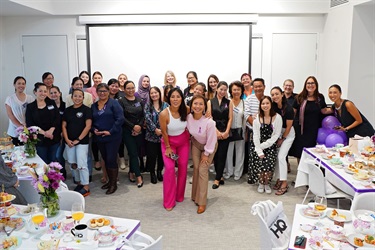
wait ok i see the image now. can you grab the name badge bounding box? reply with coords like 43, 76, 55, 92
47, 105, 55, 110
233, 107, 239, 113
134, 102, 141, 107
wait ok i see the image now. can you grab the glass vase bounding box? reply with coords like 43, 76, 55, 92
25, 143, 36, 158
40, 193, 60, 218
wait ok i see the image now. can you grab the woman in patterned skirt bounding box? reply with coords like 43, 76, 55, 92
249, 96, 282, 194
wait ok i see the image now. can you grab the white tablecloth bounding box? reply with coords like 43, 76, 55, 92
1, 205, 141, 249
288, 204, 357, 250
295, 148, 375, 198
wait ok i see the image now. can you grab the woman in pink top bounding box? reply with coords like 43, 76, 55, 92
85, 71, 102, 102
187, 95, 217, 214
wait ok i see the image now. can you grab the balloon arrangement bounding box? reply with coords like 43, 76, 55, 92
316, 116, 348, 147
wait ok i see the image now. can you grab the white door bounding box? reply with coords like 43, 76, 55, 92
77, 38, 88, 74
22, 35, 70, 96
271, 33, 317, 92
251, 36, 263, 79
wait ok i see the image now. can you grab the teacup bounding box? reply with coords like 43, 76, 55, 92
335, 143, 344, 149
17, 166, 29, 175
98, 226, 112, 242
71, 224, 88, 241
61, 218, 74, 233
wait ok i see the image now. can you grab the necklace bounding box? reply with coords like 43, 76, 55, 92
335, 100, 343, 110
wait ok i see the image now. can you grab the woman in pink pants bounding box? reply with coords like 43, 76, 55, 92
159, 88, 190, 211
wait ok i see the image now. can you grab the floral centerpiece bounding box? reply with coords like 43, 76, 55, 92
29, 162, 65, 217
16, 126, 40, 158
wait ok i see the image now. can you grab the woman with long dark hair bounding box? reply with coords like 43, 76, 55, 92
270, 87, 295, 195
250, 96, 282, 194
5, 76, 34, 145
208, 81, 233, 189
289, 76, 331, 162
159, 88, 190, 211
328, 84, 374, 137
145, 87, 169, 183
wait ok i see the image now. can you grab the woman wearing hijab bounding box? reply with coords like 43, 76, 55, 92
135, 75, 151, 172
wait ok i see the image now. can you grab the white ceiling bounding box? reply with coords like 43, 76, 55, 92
0, 0, 334, 16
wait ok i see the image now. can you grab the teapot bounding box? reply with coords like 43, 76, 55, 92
352, 209, 375, 235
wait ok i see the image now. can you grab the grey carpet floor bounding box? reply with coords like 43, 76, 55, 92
65, 158, 351, 250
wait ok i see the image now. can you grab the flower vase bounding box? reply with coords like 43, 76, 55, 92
40, 193, 60, 218
25, 143, 36, 158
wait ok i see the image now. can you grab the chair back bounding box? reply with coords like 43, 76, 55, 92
351, 193, 375, 212
125, 231, 162, 250
251, 200, 290, 250
307, 163, 326, 197
57, 190, 85, 210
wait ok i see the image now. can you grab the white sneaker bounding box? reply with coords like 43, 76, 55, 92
257, 184, 264, 193
223, 174, 232, 180
119, 157, 126, 170
264, 185, 272, 194
189, 177, 193, 184
234, 176, 241, 181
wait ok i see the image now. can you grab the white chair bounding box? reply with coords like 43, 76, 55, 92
126, 231, 162, 250
301, 163, 352, 208
57, 190, 85, 210
251, 200, 291, 250
350, 193, 375, 212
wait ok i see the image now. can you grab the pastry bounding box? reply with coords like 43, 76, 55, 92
90, 219, 97, 228
96, 218, 104, 227
354, 237, 364, 247
365, 235, 375, 245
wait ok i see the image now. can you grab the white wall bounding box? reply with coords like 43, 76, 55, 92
348, 2, 375, 124
0, 16, 85, 133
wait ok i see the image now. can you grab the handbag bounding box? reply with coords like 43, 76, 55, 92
229, 128, 243, 142
251, 200, 291, 249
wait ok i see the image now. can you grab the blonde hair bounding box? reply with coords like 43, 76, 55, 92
164, 70, 176, 86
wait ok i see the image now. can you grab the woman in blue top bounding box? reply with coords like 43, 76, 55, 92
144, 87, 169, 184
91, 83, 125, 195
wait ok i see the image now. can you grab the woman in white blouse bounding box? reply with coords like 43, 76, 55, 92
5, 76, 34, 145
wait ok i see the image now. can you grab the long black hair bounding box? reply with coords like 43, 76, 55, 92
167, 88, 187, 121
271, 86, 288, 116
148, 86, 163, 112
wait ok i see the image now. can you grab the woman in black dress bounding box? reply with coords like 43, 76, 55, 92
328, 84, 374, 138
208, 81, 233, 189
289, 76, 331, 162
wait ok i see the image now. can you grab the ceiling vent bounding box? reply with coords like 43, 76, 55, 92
330, 0, 349, 8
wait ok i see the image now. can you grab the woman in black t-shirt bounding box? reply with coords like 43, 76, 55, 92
270, 87, 295, 195
62, 89, 92, 196
26, 82, 61, 164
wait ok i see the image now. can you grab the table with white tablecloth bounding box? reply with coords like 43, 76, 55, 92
295, 147, 375, 198
1, 205, 141, 249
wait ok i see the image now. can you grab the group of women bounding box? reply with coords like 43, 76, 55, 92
4, 70, 374, 213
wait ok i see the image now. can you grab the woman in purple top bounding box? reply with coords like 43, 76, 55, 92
187, 95, 217, 214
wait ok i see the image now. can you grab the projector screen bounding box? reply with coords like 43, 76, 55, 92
88, 24, 251, 90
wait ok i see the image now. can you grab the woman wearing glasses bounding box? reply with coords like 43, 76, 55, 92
289, 76, 331, 162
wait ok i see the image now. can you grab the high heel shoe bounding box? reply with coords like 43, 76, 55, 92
128, 172, 136, 183
273, 179, 281, 190
275, 185, 289, 196
157, 171, 163, 182
197, 205, 206, 214
137, 176, 143, 188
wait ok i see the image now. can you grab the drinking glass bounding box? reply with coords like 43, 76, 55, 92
30, 204, 47, 230
71, 202, 84, 224
314, 195, 327, 227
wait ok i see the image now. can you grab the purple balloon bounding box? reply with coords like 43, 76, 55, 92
322, 116, 341, 129
336, 130, 348, 145
325, 133, 344, 148
317, 127, 333, 144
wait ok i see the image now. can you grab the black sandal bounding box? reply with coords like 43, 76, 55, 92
275, 185, 289, 196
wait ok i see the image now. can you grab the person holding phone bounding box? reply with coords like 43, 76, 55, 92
159, 88, 190, 211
